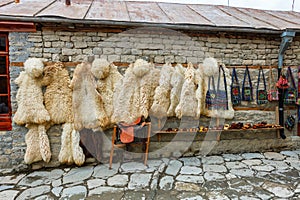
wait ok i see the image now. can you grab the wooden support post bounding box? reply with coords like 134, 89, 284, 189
144, 122, 151, 166
275, 106, 280, 139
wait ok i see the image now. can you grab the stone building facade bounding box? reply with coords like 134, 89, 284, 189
1, 25, 300, 169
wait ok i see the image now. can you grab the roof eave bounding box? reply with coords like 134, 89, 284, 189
0, 15, 289, 34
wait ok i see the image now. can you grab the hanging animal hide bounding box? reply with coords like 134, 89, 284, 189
58, 123, 85, 166
24, 124, 51, 164
13, 58, 50, 125
112, 59, 160, 123
70, 62, 109, 130
43, 62, 73, 124
167, 64, 186, 117
150, 63, 174, 119
195, 66, 204, 119
91, 59, 123, 129
175, 63, 198, 118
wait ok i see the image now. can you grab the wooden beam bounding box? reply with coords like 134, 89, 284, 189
0, 21, 36, 32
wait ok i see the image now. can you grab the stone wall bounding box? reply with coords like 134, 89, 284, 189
1, 26, 300, 169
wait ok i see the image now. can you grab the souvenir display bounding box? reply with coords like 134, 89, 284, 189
284, 66, 297, 105
268, 66, 279, 101
256, 67, 268, 105
231, 67, 241, 106
242, 66, 253, 101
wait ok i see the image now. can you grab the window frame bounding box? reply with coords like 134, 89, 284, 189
0, 33, 12, 131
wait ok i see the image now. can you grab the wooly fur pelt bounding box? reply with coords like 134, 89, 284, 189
24, 124, 51, 164
202, 57, 219, 77
13, 58, 50, 125
175, 63, 198, 119
150, 63, 174, 118
112, 59, 160, 123
43, 62, 73, 124
58, 123, 85, 166
70, 62, 109, 130
195, 67, 204, 119
91, 59, 123, 129
167, 64, 186, 117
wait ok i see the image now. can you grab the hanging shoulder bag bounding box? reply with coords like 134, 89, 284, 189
256, 67, 268, 105
231, 67, 241, 106
284, 66, 297, 105
216, 65, 228, 110
205, 76, 216, 110
242, 66, 253, 101
268, 66, 279, 101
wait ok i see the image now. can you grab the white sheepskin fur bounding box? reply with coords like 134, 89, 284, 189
202, 57, 219, 77
58, 123, 74, 165
175, 63, 198, 118
71, 128, 85, 166
13, 58, 50, 125
91, 59, 123, 129
38, 124, 51, 163
195, 66, 204, 119
43, 62, 73, 124
150, 63, 174, 118
112, 59, 160, 123
58, 123, 85, 166
70, 62, 109, 130
167, 64, 186, 117
24, 124, 43, 164
24, 124, 51, 164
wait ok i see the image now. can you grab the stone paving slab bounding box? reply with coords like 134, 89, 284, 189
0, 150, 299, 199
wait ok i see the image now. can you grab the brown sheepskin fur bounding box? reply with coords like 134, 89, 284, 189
70, 62, 109, 130
112, 59, 160, 123
150, 63, 174, 118
91, 59, 123, 129
13, 58, 50, 125
43, 62, 73, 124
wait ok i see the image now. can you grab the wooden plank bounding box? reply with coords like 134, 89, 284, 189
0, 21, 36, 32
86, 0, 130, 21
189, 4, 247, 27
237, 8, 300, 30
158, 3, 213, 25
126, 2, 171, 23
0, 0, 13, 7
0, 116, 12, 131
37, 0, 93, 19
0, 0, 55, 17
217, 6, 278, 30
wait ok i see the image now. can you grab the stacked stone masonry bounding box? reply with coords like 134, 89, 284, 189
1, 27, 300, 168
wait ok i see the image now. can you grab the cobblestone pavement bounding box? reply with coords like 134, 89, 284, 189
0, 150, 300, 200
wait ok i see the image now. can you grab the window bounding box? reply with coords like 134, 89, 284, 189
0, 33, 11, 131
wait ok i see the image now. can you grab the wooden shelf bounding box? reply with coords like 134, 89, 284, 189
154, 127, 284, 141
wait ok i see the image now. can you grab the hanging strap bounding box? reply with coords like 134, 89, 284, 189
218, 65, 228, 109
286, 66, 296, 89
257, 67, 267, 91
231, 67, 239, 86
218, 65, 227, 93
208, 75, 216, 93
242, 66, 252, 89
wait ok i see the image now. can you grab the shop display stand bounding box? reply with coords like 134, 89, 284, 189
154, 107, 283, 142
